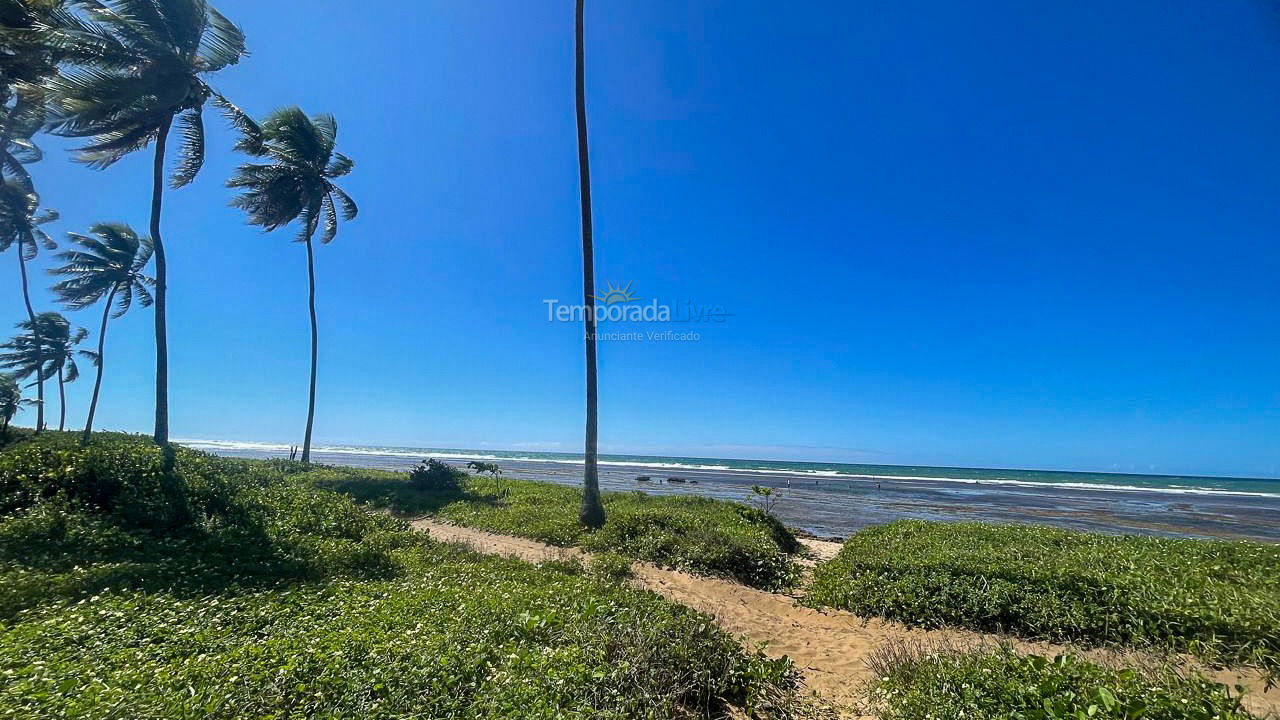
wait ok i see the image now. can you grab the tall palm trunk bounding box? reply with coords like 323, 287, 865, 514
575, 0, 605, 529
151, 115, 172, 446
301, 235, 318, 463
82, 286, 117, 445
16, 249, 44, 432
56, 365, 65, 431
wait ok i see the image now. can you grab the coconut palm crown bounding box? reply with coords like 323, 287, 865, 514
41, 0, 251, 179
227, 107, 358, 242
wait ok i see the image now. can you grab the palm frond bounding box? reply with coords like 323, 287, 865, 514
195, 3, 245, 72
170, 107, 204, 188
324, 152, 353, 178
331, 185, 358, 221
319, 192, 337, 244
211, 91, 261, 154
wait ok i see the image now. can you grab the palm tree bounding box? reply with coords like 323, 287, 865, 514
42, 314, 88, 432
42, 0, 250, 446
0, 372, 29, 432
0, 312, 85, 432
574, 0, 605, 528
49, 222, 153, 443
0, 180, 56, 431
227, 108, 357, 465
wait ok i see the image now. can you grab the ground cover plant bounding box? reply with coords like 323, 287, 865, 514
0, 433, 808, 719
867, 643, 1260, 720
808, 520, 1280, 674
305, 463, 804, 590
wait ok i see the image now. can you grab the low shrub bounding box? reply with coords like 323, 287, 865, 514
408, 457, 465, 492
0, 433, 194, 528
808, 520, 1280, 673
868, 644, 1258, 720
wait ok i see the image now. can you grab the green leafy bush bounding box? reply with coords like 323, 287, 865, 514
307, 468, 803, 590
0, 433, 810, 718
408, 457, 465, 492
808, 520, 1280, 673
869, 645, 1258, 720
0, 433, 190, 528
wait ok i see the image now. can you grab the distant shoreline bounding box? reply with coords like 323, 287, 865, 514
193, 440, 1280, 543
179, 438, 1280, 497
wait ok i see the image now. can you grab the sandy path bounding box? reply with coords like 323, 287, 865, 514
412, 519, 1279, 717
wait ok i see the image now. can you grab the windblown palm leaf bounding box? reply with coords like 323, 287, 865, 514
0, 0, 118, 186
40, 0, 251, 182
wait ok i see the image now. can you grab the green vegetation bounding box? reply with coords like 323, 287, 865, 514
588, 551, 635, 583
309, 464, 803, 590
0, 432, 808, 718
868, 644, 1258, 720
808, 520, 1280, 673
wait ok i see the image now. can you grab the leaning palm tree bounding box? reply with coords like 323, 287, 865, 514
0, 312, 83, 431
574, 0, 605, 528
42, 315, 88, 432
227, 108, 357, 464
0, 180, 56, 431
50, 222, 153, 443
42, 0, 250, 446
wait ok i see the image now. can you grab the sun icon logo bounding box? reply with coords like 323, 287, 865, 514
596, 281, 640, 305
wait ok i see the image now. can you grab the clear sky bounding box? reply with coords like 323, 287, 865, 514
4, 0, 1279, 477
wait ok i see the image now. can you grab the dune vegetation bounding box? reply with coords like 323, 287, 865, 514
808, 520, 1280, 674
0, 432, 810, 719
305, 461, 804, 591
867, 644, 1258, 720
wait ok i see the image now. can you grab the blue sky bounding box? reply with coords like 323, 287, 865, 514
4, 0, 1279, 477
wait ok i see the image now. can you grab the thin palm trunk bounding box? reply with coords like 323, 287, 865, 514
56, 365, 65, 431
301, 236, 318, 464
575, 0, 605, 528
82, 286, 117, 445
151, 115, 171, 446
16, 250, 43, 432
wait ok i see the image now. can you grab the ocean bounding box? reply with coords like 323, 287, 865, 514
182, 440, 1280, 542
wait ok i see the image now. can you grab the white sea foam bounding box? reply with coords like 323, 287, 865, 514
175, 439, 1280, 500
